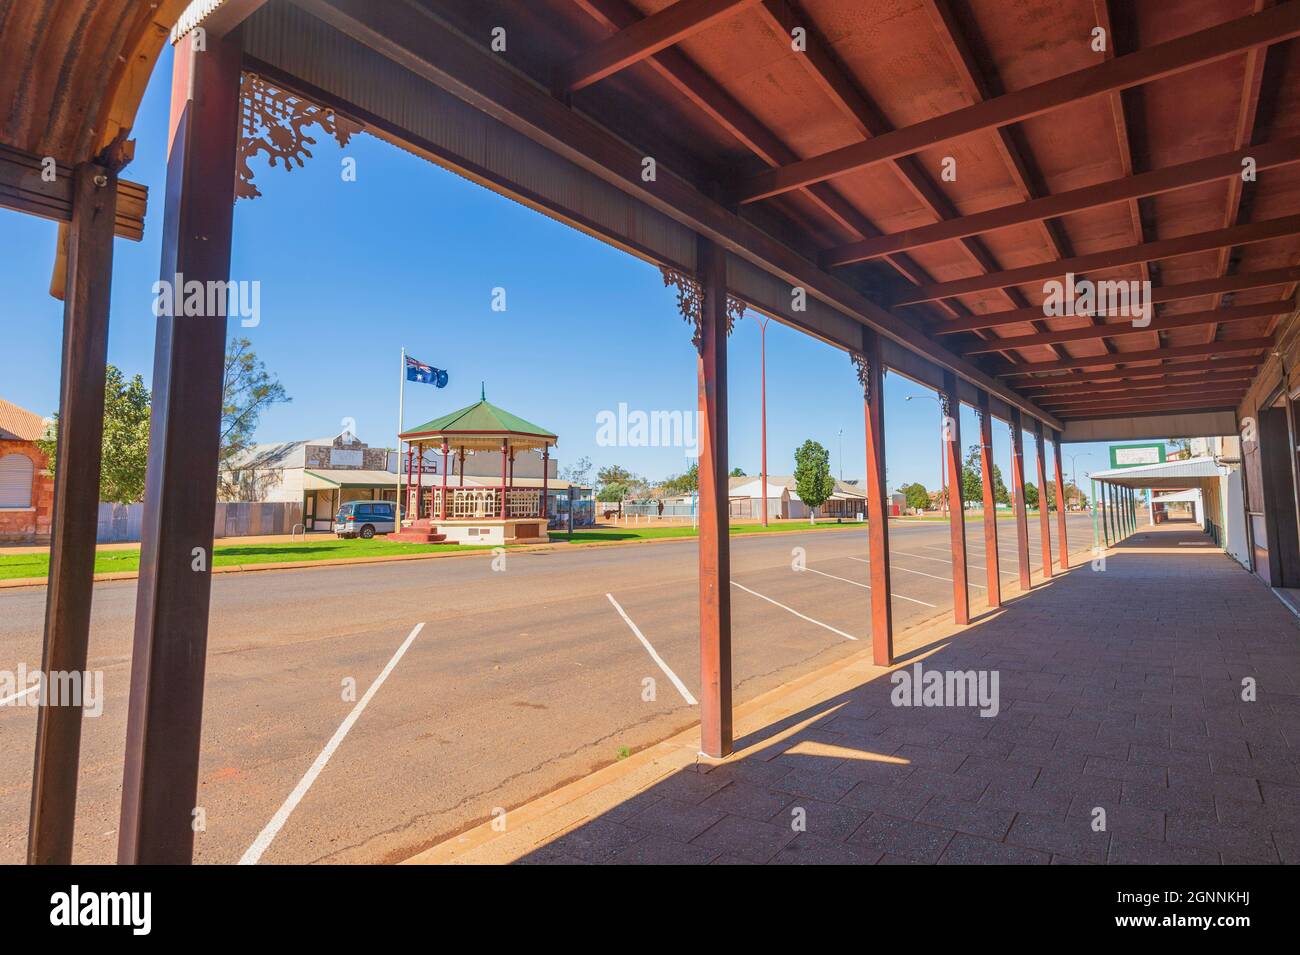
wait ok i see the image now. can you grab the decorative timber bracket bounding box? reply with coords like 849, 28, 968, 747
850, 351, 872, 403
659, 265, 745, 352
236, 72, 363, 200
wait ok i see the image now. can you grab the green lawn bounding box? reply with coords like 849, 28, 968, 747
0, 538, 486, 581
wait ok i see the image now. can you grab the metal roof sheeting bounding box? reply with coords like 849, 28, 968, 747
1088, 456, 1226, 489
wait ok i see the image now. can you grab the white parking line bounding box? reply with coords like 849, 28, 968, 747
239, 621, 426, 865
730, 581, 858, 641
606, 593, 697, 705
843, 556, 985, 589
797, 566, 938, 608
886, 548, 1018, 579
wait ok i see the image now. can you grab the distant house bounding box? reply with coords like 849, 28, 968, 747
727, 475, 866, 520
0, 398, 54, 543
221, 430, 400, 532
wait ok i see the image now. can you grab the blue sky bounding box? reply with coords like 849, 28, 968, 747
1, 43, 1144, 498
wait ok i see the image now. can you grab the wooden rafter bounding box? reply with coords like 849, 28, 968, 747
909, 0, 1070, 357
896, 215, 1300, 305
1094, 0, 1157, 351
1006, 357, 1263, 384
961, 301, 1288, 354
931, 267, 1300, 334
568, 0, 977, 343
1023, 376, 1256, 400
562, 0, 760, 92
735, 4, 1300, 202
1039, 386, 1248, 409
1045, 395, 1247, 416
823, 138, 1300, 267
999, 338, 1272, 375
1206, 0, 1277, 343
754, 0, 1063, 362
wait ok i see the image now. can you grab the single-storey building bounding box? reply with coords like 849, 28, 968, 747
727, 475, 866, 520
221, 430, 401, 532
0, 398, 54, 543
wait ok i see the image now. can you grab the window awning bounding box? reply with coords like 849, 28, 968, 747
1087, 456, 1227, 489
303, 469, 399, 490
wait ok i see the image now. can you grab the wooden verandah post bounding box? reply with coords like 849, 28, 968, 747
854, 330, 893, 665
940, 371, 969, 624
1009, 409, 1032, 591
976, 391, 1001, 609
26, 162, 118, 864
694, 239, 732, 758
117, 27, 242, 864
1053, 432, 1069, 569
1034, 421, 1053, 579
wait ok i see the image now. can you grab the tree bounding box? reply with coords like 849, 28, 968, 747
729, 467, 747, 477
961, 444, 1009, 506
220, 338, 290, 500
597, 464, 636, 487
901, 482, 931, 512
660, 462, 699, 496
560, 455, 592, 487
37, 365, 152, 503
597, 481, 628, 502
793, 439, 834, 521
1023, 481, 1039, 510
1063, 481, 1087, 508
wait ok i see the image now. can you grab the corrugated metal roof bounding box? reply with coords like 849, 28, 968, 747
0, 0, 188, 164
401, 398, 556, 447
1088, 456, 1225, 488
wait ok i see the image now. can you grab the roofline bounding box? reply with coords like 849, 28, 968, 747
399, 428, 558, 441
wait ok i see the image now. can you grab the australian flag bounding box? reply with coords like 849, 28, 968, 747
406, 355, 448, 388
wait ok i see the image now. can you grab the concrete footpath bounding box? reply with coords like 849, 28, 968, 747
408, 524, 1300, 865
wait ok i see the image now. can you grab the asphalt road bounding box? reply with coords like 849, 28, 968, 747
0, 515, 1096, 864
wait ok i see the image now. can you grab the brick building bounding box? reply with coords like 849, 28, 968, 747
0, 398, 54, 543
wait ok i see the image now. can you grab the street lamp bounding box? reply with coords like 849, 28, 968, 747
1067, 452, 1092, 511
837, 427, 843, 483
906, 393, 947, 516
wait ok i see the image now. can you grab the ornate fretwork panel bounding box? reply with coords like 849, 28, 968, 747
850, 351, 871, 403
660, 265, 741, 352
236, 72, 363, 200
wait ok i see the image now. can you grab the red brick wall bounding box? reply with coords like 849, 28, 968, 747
0, 439, 54, 543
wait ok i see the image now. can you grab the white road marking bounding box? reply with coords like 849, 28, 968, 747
238, 621, 427, 865
730, 581, 858, 641
796, 566, 938, 608
844, 556, 986, 590
913, 543, 1024, 576
606, 593, 697, 705
0, 684, 39, 707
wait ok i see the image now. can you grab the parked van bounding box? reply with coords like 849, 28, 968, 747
334, 500, 396, 539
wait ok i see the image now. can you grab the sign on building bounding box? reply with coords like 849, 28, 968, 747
329, 448, 364, 468
1109, 443, 1166, 469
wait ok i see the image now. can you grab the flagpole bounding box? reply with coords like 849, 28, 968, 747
397, 347, 406, 523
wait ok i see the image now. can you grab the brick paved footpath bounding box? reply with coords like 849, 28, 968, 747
409, 523, 1300, 865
